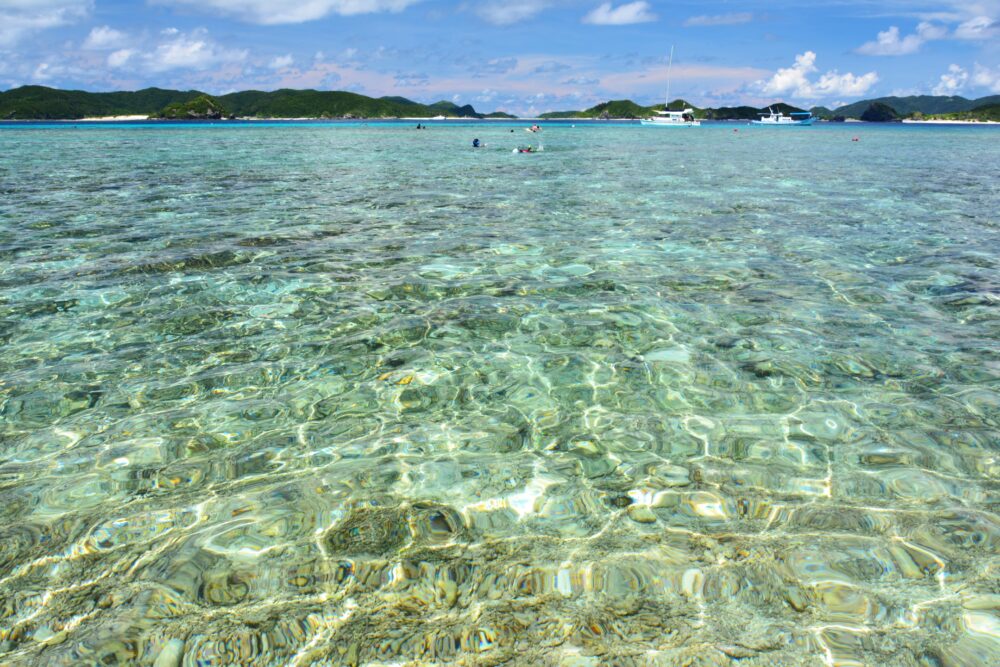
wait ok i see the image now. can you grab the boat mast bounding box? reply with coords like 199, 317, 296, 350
665, 45, 674, 110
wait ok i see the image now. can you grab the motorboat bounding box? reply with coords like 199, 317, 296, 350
752, 108, 814, 126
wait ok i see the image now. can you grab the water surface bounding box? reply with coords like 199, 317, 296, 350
1, 123, 998, 666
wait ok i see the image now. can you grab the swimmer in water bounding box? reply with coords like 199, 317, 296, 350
473, 138, 480, 148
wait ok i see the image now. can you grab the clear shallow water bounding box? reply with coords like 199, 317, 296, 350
0, 122, 998, 667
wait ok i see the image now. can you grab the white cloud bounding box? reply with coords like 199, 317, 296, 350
0, 0, 91, 46
759, 51, 879, 100
269, 54, 294, 69
152, 0, 421, 25
972, 63, 1000, 92
933, 64, 968, 94
107, 48, 134, 68
83, 25, 128, 50
143, 28, 248, 72
475, 1, 549, 26
954, 16, 999, 39
684, 13, 752, 27
856, 22, 947, 56
32, 62, 57, 81
582, 1, 656, 25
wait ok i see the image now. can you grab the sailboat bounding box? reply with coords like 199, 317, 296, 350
641, 46, 701, 127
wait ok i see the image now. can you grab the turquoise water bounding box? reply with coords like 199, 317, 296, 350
1, 123, 998, 666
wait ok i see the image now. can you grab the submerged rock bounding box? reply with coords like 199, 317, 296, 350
153, 639, 185, 667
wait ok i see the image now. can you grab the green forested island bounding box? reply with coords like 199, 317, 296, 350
2, 85, 1000, 121
542, 95, 1000, 121
153, 95, 231, 120
0, 86, 516, 120
540, 99, 809, 120
917, 104, 1000, 122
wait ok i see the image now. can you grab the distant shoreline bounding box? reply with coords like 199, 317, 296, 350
902, 118, 1000, 125
4, 116, 1000, 125
30, 115, 531, 122
79, 115, 149, 121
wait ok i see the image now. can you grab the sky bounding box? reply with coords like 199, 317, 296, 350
1, 1, 998, 115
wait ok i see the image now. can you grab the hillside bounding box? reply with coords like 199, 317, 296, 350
0, 86, 201, 119
539, 94, 1000, 121
834, 95, 1000, 119
218, 89, 437, 118
540, 99, 807, 121
923, 103, 1000, 122
154, 95, 230, 120
540, 99, 658, 119
860, 102, 900, 122
706, 102, 805, 120
0, 86, 499, 120
428, 101, 482, 118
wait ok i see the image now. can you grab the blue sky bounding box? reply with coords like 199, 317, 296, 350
1, 1, 998, 114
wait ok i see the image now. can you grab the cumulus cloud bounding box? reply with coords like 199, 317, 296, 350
83, 25, 128, 50
856, 22, 947, 56
0, 0, 91, 46
683, 13, 752, 27
269, 54, 294, 69
107, 48, 135, 68
143, 28, 248, 72
152, 0, 421, 25
972, 63, 1000, 92
933, 64, 967, 94
475, 1, 550, 26
759, 51, 879, 99
582, 2, 656, 25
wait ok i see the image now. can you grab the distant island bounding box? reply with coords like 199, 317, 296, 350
2, 85, 999, 122
542, 95, 1000, 123
0, 86, 518, 120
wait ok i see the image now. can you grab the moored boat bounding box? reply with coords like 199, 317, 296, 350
641, 108, 700, 127
642, 46, 701, 128
751, 108, 814, 126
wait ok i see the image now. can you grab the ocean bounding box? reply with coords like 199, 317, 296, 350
1, 121, 998, 666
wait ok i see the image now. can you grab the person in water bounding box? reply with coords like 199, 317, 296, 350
473, 138, 480, 148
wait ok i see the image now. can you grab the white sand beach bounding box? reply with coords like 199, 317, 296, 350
902, 118, 999, 124
79, 115, 149, 121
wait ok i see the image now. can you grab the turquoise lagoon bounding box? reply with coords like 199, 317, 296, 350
0, 122, 998, 666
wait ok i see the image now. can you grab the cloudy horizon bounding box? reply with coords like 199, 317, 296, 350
1, 1, 998, 115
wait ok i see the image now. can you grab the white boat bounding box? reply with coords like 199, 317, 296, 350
641, 108, 700, 127
751, 108, 814, 126
641, 46, 701, 128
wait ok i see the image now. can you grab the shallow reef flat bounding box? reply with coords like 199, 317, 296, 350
0, 124, 998, 666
